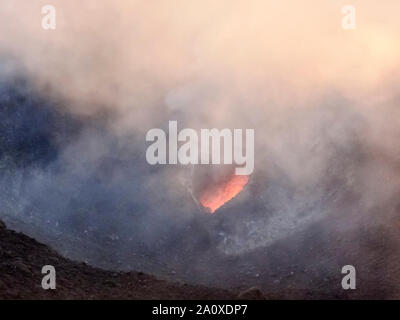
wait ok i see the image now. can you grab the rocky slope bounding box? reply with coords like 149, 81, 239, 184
0, 220, 238, 300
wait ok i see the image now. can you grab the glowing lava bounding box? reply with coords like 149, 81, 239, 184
200, 175, 249, 213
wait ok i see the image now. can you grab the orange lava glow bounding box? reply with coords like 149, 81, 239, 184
200, 175, 249, 213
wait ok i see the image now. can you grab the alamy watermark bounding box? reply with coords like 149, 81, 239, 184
41, 265, 56, 290
342, 5, 356, 30
41, 5, 56, 30
145, 121, 254, 175
341, 265, 356, 290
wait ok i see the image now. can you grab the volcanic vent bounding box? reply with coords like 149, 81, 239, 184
189, 165, 250, 214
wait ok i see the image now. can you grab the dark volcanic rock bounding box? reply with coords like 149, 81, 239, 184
237, 287, 265, 300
